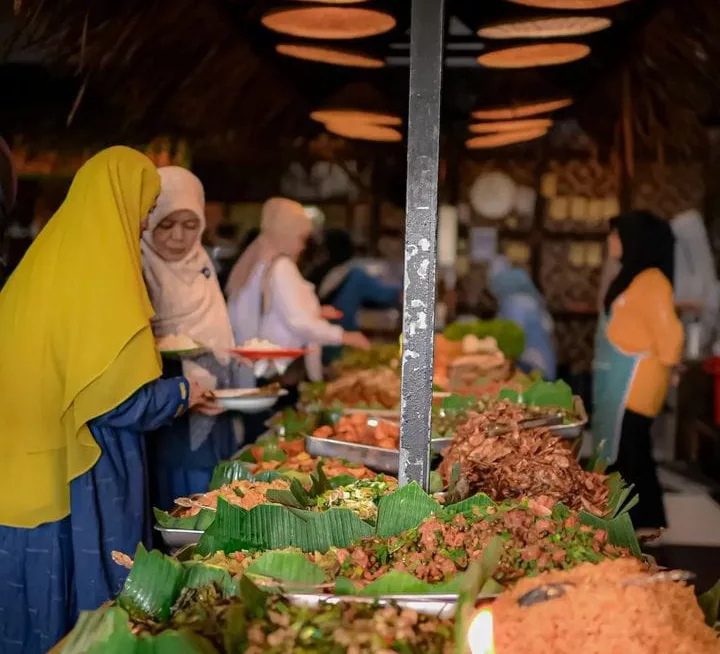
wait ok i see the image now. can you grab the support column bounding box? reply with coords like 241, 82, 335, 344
398, 0, 446, 488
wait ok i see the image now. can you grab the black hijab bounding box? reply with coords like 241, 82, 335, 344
307, 229, 355, 288
604, 210, 675, 313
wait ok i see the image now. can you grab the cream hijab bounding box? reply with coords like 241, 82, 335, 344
225, 197, 311, 298
141, 166, 234, 350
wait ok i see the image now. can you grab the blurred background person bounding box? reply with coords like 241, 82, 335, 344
225, 198, 370, 404
141, 166, 240, 510
488, 255, 557, 381
308, 228, 401, 365
593, 210, 684, 530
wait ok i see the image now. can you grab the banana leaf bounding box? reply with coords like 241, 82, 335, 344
698, 579, 720, 628
208, 460, 284, 490
154, 507, 215, 531
579, 511, 641, 557
195, 498, 373, 556
453, 536, 503, 654
135, 631, 219, 654
375, 482, 441, 539
61, 606, 136, 654
182, 562, 238, 597
442, 493, 496, 519
245, 551, 326, 587
499, 379, 574, 412
117, 545, 185, 621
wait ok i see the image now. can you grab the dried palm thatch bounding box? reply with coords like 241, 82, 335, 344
9, 0, 310, 161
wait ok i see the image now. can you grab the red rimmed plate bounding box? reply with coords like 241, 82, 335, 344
229, 348, 308, 361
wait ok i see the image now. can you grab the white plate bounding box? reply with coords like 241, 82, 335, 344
216, 390, 288, 414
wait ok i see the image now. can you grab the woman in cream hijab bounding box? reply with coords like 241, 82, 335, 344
226, 198, 369, 392
142, 166, 244, 510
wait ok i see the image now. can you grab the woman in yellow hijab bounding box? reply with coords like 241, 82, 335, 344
0, 147, 209, 654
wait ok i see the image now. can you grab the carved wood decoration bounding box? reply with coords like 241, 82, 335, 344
631, 163, 705, 219
540, 160, 620, 233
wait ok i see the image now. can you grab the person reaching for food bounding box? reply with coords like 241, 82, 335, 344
307, 228, 402, 366
0, 148, 216, 653
225, 198, 370, 403
141, 166, 245, 511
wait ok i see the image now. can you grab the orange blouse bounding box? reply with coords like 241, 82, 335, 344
606, 268, 684, 418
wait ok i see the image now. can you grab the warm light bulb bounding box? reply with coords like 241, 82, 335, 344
467, 609, 495, 654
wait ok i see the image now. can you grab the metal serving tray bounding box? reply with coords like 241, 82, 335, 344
154, 526, 203, 548
286, 592, 498, 618
549, 396, 588, 439
307, 396, 588, 474
305, 434, 399, 474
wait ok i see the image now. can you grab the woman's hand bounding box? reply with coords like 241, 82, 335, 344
321, 305, 343, 320
342, 331, 371, 351
188, 379, 225, 416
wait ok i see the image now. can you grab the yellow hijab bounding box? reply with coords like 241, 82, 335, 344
0, 146, 162, 528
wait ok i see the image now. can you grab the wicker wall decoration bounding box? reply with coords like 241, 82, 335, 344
277, 44, 384, 68
554, 319, 597, 372
541, 160, 619, 233
461, 160, 538, 231
540, 241, 603, 312
631, 163, 705, 218
478, 16, 611, 40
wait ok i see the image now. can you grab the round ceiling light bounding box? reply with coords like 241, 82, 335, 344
479, 16, 611, 39
294, 0, 369, 3
471, 98, 573, 120
466, 127, 548, 149
311, 109, 401, 126
478, 43, 590, 68
469, 118, 553, 134
276, 44, 384, 68
505, 0, 630, 8
261, 7, 396, 40
325, 121, 403, 142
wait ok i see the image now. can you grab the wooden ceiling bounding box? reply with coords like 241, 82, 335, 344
1, 0, 718, 164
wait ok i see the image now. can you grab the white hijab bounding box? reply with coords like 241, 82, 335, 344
142, 167, 246, 449
141, 166, 234, 351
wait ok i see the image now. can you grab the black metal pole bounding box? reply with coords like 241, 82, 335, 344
399, 0, 445, 488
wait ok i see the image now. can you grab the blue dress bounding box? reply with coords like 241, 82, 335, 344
489, 267, 557, 381
0, 377, 187, 654
147, 356, 238, 512
322, 267, 401, 365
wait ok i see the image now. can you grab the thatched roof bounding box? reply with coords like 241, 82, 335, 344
2, 0, 720, 165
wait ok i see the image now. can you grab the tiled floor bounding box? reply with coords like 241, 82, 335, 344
646, 465, 720, 592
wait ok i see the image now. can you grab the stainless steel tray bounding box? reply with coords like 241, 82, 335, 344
155, 526, 203, 548
305, 435, 399, 474
431, 395, 588, 452
550, 396, 588, 439
285, 592, 498, 618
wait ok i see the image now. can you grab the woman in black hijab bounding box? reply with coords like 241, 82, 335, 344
593, 211, 684, 530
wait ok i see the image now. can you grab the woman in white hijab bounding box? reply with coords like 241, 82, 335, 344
142, 166, 241, 510
226, 198, 370, 389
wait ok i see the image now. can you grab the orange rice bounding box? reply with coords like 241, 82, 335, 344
489, 559, 720, 653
